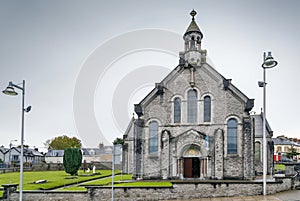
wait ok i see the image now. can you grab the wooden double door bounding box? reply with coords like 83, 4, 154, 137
183, 157, 200, 178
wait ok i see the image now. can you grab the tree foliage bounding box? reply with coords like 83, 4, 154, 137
113, 137, 124, 145
63, 148, 82, 176
286, 147, 299, 160
46, 135, 82, 150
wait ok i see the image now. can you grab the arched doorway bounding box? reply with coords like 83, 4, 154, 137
182, 145, 201, 178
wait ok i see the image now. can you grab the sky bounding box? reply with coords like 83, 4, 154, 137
0, 0, 299, 150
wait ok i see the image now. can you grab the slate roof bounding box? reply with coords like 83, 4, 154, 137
45, 150, 64, 157
272, 138, 300, 146
0, 146, 9, 154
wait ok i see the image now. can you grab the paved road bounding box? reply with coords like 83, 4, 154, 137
274, 190, 300, 201
166, 190, 300, 201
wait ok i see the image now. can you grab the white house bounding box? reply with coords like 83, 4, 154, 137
45, 150, 64, 163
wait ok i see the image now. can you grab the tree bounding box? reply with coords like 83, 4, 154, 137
286, 147, 299, 160
63, 148, 82, 176
46, 135, 82, 150
113, 137, 124, 145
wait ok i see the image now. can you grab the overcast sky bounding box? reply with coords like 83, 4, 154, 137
0, 0, 299, 150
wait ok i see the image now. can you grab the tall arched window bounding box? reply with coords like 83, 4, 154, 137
203, 96, 211, 122
227, 118, 238, 154
174, 97, 181, 123
255, 142, 261, 161
187, 89, 197, 123
149, 121, 158, 154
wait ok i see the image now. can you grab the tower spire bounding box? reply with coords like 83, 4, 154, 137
184, 10, 203, 39
181, 10, 205, 66
190, 9, 197, 20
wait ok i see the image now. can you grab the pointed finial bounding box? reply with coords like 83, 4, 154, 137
190, 9, 197, 20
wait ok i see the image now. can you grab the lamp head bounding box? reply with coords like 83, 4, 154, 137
262, 52, 278, 69
25, 106, 31, 113
2, 83, 18, 96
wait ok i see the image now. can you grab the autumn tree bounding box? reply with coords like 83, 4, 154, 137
63, 148, 82, 176
46, 135, 82, 150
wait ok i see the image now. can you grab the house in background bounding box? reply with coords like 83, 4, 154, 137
0, 146, 9, 163
0, 147, 45, 166
273, 135, 300, 161
45, 146, 122, 165
45, 149, 64, 163
82, 146, 122, 164
82, 147, 113, 163
9, 147, 44, 165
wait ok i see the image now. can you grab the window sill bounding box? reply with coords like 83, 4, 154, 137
148, 154, 159, 158
226, 154, 239, 158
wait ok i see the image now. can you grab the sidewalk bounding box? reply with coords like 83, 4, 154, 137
166, 196, 280, 201
166, 190, 300, 201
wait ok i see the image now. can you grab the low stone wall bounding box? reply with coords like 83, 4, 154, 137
85, 178, 292, 201
7, 191, 87, 201
7, 178, 294, 201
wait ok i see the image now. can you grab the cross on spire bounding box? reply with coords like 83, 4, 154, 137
190, 9, 197, 20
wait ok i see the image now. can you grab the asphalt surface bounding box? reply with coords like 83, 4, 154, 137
274, 190, 300, 201
165, 190, 300, 201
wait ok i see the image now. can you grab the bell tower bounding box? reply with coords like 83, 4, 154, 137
180, 10, 206, 67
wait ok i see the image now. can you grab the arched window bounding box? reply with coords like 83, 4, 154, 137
174, 97, 181, 123
255, 142, 261, 161
203, 96, 211, 122
149, 121, 158, 154
227, 118, 238, 154
187, 89, 197, 123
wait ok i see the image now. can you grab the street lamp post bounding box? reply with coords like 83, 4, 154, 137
111, 144, 115, 201
9, 139, 17, 167
2, 80, 31, 201
259, 52, 278, 196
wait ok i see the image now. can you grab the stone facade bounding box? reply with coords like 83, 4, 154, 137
122, 10, 257, 180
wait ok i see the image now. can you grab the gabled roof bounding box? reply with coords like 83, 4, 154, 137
137, 62, 252, 111
24, 149, 44, 157
0, 146, 9, 154
252, 113, 273, 136
123, 117, 135, 140
173, 128, 206, 142
45, 150, 64, 157
9, 147, 44, 157
272, 138, 300, 147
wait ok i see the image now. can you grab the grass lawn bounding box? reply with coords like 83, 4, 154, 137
82, 174, 172, 187
59, 174, 172, 191
82, 174, 133, 186
0, 171, 172, 195
0, 170, 120, 191
114, 181, 173, 187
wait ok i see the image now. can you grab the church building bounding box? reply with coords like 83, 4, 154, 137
122, 10, 265, 180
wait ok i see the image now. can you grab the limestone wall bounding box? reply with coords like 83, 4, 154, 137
7, 178, 293, 201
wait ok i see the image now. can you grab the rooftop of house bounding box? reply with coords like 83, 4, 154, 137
272, 137, 300, 147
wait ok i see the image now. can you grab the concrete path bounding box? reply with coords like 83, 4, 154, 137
166, 190, 300, 201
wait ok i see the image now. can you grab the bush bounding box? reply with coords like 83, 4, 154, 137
63, 148, 82, 176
